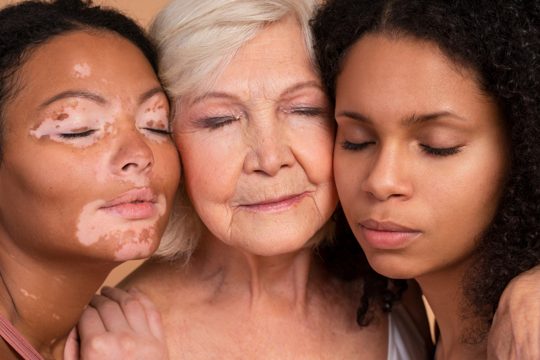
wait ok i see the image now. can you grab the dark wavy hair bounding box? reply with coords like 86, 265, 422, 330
0, 0, 158, 161
312, 0, 540, 329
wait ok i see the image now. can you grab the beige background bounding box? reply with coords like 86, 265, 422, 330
0, 0, 170, 27
0, 0, 171, 287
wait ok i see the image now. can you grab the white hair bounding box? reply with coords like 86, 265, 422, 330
152, 0, 323, 259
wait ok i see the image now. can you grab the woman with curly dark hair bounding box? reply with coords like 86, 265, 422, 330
312, 0, 540, 358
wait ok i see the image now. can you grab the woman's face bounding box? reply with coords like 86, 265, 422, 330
174, 17, 337, 256
334, 34, 508, 279
0, 31, 180, 262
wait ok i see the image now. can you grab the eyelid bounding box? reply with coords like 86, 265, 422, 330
420, 144, 463, 156
340, 140, 376, 151
58, 129, 97, 138
283, 106, 326, 116
143, 127, 172, 135
199, 115, 241, 129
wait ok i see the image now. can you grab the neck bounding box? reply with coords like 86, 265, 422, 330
0, 241, 114, 359
417, 258, 486, 360
189, 229, 326, 315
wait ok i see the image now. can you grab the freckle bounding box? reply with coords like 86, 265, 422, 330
147, 120, 155, 127
55, 113, 69, 121
145, 108, 151, 113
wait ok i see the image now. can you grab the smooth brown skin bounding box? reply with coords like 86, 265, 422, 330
334, 34, 509, 360
117, 18, 430, 360
0, 31, 179, 359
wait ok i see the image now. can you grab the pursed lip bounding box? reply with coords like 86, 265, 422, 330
359, 219, 419, 233
238, 191, 311, 213
358, 219, 422, 249
100, 187, 157, 209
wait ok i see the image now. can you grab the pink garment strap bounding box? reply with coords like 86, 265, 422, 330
0, 314, 44, 360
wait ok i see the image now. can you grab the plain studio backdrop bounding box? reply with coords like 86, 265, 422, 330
0, 0, 171, 287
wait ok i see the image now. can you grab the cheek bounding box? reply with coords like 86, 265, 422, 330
150, 142, 181, 192
424, 150, 507, 239
177, 133, 244, 205
293, 125, 335, 184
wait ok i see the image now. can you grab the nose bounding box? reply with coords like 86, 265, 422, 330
111, 127, 154, 176
361, 144, 413, 201
243, 119, 295, 176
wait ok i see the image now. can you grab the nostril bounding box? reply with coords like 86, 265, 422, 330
121, 162, 137, 172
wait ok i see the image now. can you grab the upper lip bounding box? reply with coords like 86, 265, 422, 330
360, 219, 419, 232
100, 188, 156, 208
240, 192, 309, 206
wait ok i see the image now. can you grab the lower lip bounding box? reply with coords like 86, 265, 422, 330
359, 226, 421, 250
242, 193, 308, 213
100, 202, 156, 220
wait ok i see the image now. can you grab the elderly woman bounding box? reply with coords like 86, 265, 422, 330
80, 0, 430, 359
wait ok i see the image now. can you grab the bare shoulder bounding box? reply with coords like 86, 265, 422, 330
118, 258, 188, 304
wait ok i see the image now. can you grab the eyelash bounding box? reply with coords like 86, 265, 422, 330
202, 116, 239, 130
288, 107, 325, 116
420, 144, 462, 157
341, 141, 462, 157
340, 141, 375, 151
59, 130, 96, 138
143, 128, 171, 136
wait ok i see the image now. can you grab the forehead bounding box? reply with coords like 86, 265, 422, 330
208, 16, 318, 97
337, 34, 486, 114
14, 30, 157, 102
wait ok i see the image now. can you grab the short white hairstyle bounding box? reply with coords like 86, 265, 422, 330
152, 0, 324, 259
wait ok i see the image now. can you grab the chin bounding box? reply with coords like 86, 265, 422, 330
235, 231, 314, 257
365, 252, 423, 280
112, 237, 159, 262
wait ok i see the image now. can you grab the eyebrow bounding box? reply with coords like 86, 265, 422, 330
190, 80, 324, 105
138, 87, 166, 104
336, 110, 466, 125
39, 90, 106, 108
402, 111, 467, 126
39, 87, 166, 109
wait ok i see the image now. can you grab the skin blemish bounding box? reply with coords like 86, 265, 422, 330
20, 288, 39, 300
55, 113, 69, 121
31, 100, 118, 148
136, 99, 169, 144
76, 195, 167, 260
73, 63, 91, 79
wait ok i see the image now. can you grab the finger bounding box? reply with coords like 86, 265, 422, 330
100, 286, 151, 335
63, 327, 80, 360
90, 294, 131, 332
128, 288, 164, 339
78, 306, 106, 339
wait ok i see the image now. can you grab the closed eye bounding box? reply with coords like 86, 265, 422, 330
201, 116, 239, 130
340, 140, 375, 151
59, 129, 97, 138
420, 144, 463, 157
289, 107, 325, 116
143, 128, 171, 136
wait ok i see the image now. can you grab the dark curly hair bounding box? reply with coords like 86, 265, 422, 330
312, 0, 540, 330
0, 0, 158, 161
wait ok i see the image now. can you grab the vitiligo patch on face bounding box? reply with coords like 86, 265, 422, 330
73, 63, 91, 78
136, 99, 170, 144
30, 100, 117, 148
76, 194, 167, 260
